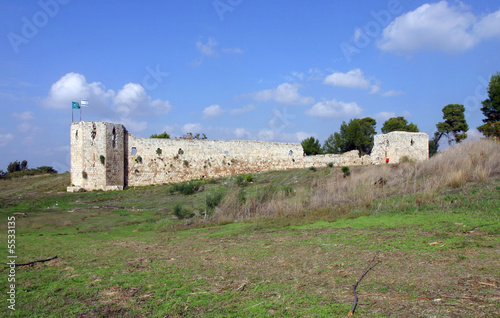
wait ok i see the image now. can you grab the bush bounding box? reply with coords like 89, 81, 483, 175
173, 204, 194, 219
183, 160, 189, 167
235, 175, 246, 187
341, 166, 350, 177
156, 148, 162, 155
206, 192, 224, 210
82, 171, 88, 179
309, 166, 317, 171
327, 162, 334, 168
169, 181, 202, 195
135, 156, 142, 164
245, 174, 253, 182
100, 155, 105, 165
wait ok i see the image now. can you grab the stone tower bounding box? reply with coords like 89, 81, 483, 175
67, 121, 126, 191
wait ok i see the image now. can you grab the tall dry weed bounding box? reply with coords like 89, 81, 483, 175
212, 138, 500, 224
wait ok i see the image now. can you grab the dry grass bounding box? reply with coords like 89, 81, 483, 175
212, 139, 500, 223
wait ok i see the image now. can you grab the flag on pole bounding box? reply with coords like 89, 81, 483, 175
72, 102, 80, 109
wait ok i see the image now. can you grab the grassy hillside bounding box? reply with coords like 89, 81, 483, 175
1, 139, 499, 317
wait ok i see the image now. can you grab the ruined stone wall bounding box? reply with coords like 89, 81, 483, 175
370, 131, 429, 164
126, 135, 304, 186
68, 121, 429, 191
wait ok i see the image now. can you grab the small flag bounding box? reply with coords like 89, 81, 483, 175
72, 102, 80, 109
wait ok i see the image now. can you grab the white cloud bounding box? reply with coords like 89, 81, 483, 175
256, 129, 313, 143
182, 123, 202, 134
474, 9, 500, 39
253, 83, 314, 105
374, 111, 397, 121
377, 1, 500, 54
465, 128, 483, 141
230, 104, 255, 115
12, 111, 34, 121
203, 104, 224, 119
234, 128, 251, 139
42, 73, 173, 133
324, 68, 380, 94
42, 72, 114, 111
0, 133, 14, 147
196, 37, 218, 57
382, 90, 405, 97
306, 99, 362, 118
324, 68, 371, 88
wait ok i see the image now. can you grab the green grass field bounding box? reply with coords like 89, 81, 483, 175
1, 141, 500, 317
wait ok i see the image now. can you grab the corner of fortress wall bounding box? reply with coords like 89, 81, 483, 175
67, 121, 429, 192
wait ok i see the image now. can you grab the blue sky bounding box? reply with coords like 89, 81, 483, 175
1, 0, 499, 172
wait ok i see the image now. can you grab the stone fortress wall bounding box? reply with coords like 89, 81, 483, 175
67, 121, 429, 191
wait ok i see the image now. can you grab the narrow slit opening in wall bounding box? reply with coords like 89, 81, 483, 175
112, 127, 116, 148
289, 150, 293, 156
131, 147, 137, 155
410, 139, 414, 146
75, 130, 78, 139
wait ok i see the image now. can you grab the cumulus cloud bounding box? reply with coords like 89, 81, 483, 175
256, 129, 314, 143
234, 128, 251, 139
12, 111, 34, 121
306, 99, 362, 118
0, 133, 14, 147
42, 72, 113, 111
253, 83, 314, 105
203, 104, 224, 119
378, 1, 500, 54
42, 73, 173, 132
474, 10, 500, 38
182, 122, 202, 134
324, 68, 370, 88
230, 104, 255, 115
373, 111, 397, 121
324, 68, 381, 94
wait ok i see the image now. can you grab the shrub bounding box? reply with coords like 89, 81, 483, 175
400, 155, 410, 163
235, 175, 246, 187
341, 166, 351, 177
173, 204, 194, 219
135, 156, 142, 164
309, 166, 317, 171
327, 162, 334, 168
183, 160, 189, 167
156, 148, 162, 155
206, 192, 224, 210
245, 174, 253, 182
82, 171, 88, 179
169, 181, 202, 195
100, 155, 105, 165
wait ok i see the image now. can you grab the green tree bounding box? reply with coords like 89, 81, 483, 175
301, 137, 322, 155
323, 117, 377, 155
478, 72, 500, 138
7, 161, 21, 173
150, 131, 170, 139
436, 104, 469, 145
381, 116, 419, 134
429, 132, 440, 157
20, 160, 28, 170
